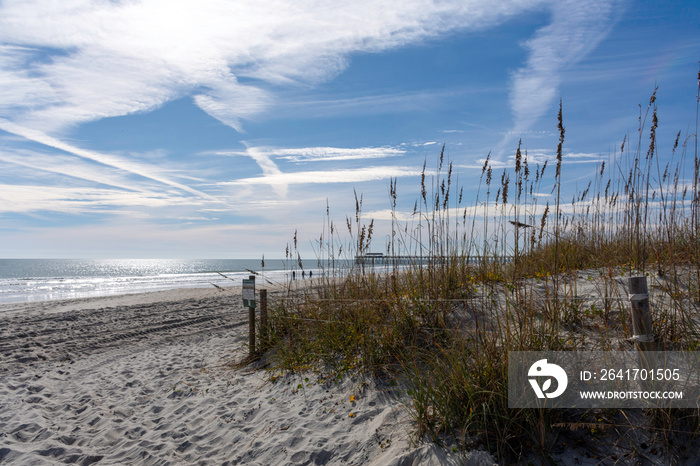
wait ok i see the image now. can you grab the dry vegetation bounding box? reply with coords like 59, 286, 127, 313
262, 69, 700, 463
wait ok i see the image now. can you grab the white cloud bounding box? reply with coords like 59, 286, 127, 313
234, 145, 288, 198
563, 152, 607, 160
459, 149, 606, 173
221, 146, 405, 163
193, 82, 272, 132
280, 147, 405, 162
228, 166, 426, 187
0, 0, 620, 139
213, 145, 408, 197
0, 149, 145, 193
0, 0, 625, 231
0, 118, 218, 201
525, 150, 606, 165
273, 87, 486, 120
0, 183, 196, 214
498, 0, 625, 156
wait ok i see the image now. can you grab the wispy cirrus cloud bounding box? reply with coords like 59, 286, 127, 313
522, 150, 607, 166
213, 144, 407, 197
0, 0, 523, 133
274, 147, 405, 163
217, 145, 405, 163
227, 166, 427, 188
0, 119, 217, 201
465, 149, 607, 171
0, 149, 146, 193
0, 0, 626, 240
272, 87, 494, 120
0, 184, 195, 215
497, 0, 626, 156
0, 0, 621, 139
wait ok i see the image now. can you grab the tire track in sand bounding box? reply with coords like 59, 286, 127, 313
0, 295, 247, 370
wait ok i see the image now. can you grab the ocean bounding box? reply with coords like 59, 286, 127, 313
0, 258, 311, 304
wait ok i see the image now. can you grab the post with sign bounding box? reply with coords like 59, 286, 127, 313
243, 275, 256, 355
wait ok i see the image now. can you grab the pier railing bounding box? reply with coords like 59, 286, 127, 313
354, 254, 513, 265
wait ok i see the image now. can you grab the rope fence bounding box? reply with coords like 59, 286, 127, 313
249, 276, 659, 354
273, 295, 635, 303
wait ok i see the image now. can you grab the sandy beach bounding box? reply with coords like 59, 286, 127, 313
0, 285, 496, 465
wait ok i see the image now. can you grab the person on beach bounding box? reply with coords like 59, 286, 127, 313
292, 271, 296, 280
302, 270, 306, 279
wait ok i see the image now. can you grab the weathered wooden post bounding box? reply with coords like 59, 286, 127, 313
628, 276, 655, 351
260, 288, 268, 346
243, 275, 256, 356
628, 275, 659, 396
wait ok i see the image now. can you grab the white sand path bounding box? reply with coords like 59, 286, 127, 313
0, 287, 496, 465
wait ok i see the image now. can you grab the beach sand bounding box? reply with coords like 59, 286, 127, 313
0, 286, 496, 465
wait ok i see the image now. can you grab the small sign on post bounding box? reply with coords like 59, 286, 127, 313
243, 276, 256, 308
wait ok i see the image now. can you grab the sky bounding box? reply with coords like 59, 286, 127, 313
0, 0, 698, 259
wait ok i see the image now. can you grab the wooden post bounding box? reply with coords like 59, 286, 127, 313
628, 276, 655, 351
628, 275, 661, 396
246, 275, 256, 356
249, 306, 255, 355
260, 289, 268, 345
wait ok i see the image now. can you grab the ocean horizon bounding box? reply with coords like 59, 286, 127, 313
0, 258, 329, 304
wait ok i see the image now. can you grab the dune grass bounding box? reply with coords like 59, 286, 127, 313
262, 71, 700, 462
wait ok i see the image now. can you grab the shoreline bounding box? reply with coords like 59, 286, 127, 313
0, 257, 351, 308
0, 277, 290, 309
0, 282, 289, 317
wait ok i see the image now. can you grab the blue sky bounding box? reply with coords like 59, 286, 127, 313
0, 0, 698, 259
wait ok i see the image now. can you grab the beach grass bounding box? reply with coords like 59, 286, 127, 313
263, 69, 700, 463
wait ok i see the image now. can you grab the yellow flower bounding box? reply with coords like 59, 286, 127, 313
350, 395, 356, 402
349, 412, 356, 418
